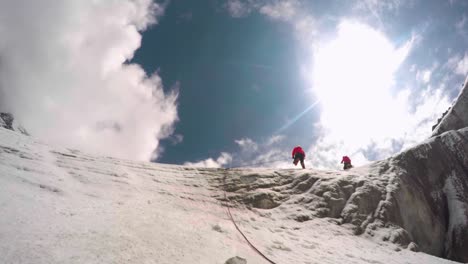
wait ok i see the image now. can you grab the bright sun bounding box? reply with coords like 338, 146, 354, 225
312, 21, 412, 149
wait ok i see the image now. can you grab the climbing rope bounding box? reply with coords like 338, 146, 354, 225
222, 168, 277, 264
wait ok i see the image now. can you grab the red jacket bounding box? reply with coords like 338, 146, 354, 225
341, 156, 351, 163
292, 146, 305, 158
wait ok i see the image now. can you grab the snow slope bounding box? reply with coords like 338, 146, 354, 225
0, 127, 459, 264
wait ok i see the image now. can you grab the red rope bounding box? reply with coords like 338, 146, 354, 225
223, 170, 277, 264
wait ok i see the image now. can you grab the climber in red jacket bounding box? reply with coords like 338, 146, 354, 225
341, 156, 352, 170
292, 146, 306, 169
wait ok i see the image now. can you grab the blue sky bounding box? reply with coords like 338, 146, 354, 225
0, 0, 466, 168
133, 0, 317, 166
132, 0, 467, 168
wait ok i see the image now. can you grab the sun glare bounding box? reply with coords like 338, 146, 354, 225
312, 21, 412, 149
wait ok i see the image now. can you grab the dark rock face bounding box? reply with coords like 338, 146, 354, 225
432, 77, 468, 136
224, 256, 247, 264
0, 112, 14, 130
387, 128, 468, 262
0, 112, 29, 135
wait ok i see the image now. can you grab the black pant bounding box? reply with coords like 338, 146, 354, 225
293, 153, 305, 169
343, 162, 352, 170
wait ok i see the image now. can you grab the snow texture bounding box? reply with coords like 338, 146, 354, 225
2, 79, 468, 263
0, 126, 462, 264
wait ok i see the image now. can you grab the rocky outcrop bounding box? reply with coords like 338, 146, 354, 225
339, 79, 468, 262
220, 129, 468, 262
388, 76, 468, 261
0, 112, 14, 130
432, 76, 468, 136
384, 128, 468, 262
1, 80, 467, 263
224, 256, 247, 264
0, 112, 29, 135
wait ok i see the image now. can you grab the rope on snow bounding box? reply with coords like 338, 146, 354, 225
222, 168, 277, 264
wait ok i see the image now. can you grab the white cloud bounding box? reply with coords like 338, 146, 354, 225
266, 135, 285, 145
249, 148, 289, 168
309, 135, 371, 170
259, 0, 299, 21
353, 0, 413, 19
308, 21, 451, 168
352, 0, 416, 28
456, 15, 468, 39
445, 53, 468, 76
235, 137, 259, 152
456, 53, 468, 76
224, 0, 317, 43
189, 135, 292, 169
233, 136, 290, 167
446, 54, 461, 70
169, 134, 184, 145
309, 85, 451, 169
221, 2, 454, 169
415, 62, 439, 86
184, 152, 232, 168
225, 0, 258, 18
422, 70, 432, 83
355, 0, 404, 12
257, 0, 318, 43
456, 15, 467, 31
217, 152, 234, 166
416, 69, 432, 84
0, 0, 178, 161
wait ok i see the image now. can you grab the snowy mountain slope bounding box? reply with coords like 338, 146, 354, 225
217, 126, 468, 263
0, 127, 265, 264
210, 79, 468, 262
0, 127, 460, 264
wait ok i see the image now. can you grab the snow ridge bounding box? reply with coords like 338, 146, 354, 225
2, 79, 468, 263
0, 127, 460, 264
432, 76, 468, 137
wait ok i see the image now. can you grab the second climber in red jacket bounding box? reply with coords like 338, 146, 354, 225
341, 156, 353, 170
292, 146, 306, 169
